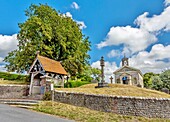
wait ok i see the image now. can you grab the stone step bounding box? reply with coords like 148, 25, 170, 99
2, 102, 38, 106
0, 99, 40, 106
11, 105, 35, 109
27, 94, 43, 100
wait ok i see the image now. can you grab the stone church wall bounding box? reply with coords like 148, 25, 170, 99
0, 85, 29, 99
138, 74, 144, 88
54, 91, 170, 118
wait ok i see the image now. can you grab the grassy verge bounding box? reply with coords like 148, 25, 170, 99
34, 101, 170, 122
56, 84, 170, 98
0, 80, 29, 85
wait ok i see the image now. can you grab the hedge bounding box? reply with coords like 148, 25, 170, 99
0, 72, 29, 82
64, 80, 90, 88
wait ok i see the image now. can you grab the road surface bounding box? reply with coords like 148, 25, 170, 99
0, 104, 74, 122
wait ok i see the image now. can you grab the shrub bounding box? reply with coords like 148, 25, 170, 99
64, 80, 90, 88
161, 88, 169, 94
0, 72, 28, 82
43, 91, 52, 100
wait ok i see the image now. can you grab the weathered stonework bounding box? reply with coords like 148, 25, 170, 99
0, 85, 169, 118
54, 91, 170, 118
0, 85, 29, 99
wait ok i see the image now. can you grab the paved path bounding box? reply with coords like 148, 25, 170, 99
0, 104, 74, 122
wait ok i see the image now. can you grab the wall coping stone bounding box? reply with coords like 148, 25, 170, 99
55, 90, 170, 101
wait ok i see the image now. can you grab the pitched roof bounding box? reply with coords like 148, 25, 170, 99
37, 55, 67, 75
113, 65, 143, 76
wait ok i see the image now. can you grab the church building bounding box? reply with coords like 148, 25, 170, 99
113, 55, 144, 88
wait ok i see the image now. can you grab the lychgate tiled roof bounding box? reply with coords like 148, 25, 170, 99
37, 55, 67, 75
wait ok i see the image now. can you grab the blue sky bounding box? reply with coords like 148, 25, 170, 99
0, 0, 170, 81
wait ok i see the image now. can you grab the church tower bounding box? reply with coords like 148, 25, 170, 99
122, 54, 129, 66
114, 54, 143, 88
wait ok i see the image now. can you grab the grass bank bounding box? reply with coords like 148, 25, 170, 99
56, 83, 170, 98
0, 79, 29, 85
34, 101, 170, 122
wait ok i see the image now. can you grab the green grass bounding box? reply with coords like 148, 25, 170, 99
34, 101, 170, 122
0, 79, 29, 85
56, 83, 170, 98
0, 71, 28, 81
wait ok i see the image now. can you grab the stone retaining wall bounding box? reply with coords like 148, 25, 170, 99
54, 91, 170, 118
0, 85, 29, 99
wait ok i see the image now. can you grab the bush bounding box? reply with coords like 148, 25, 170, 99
161, 88, 169, 94
0, 72, 29, 82
43, 91, 52, 100
64, 80, 90, 88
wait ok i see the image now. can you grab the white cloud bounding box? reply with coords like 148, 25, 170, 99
0, 34, 18, 71
165, 0, 170, 6
0, 34, 18, 57
64, 12, 87, 29
91, 44, 170, 82
0, 57, 4, 65
129, 44, 170, 74
91, 61, 118, 83
91, 0, 170, 79
71, 2, 80, 10
76, 21, 87, 29
97, 26, 157, 54
0, 65, 7, 72
65, 12, 72, 18
135, 6, 170, 32
97, 2, 170, 57
107, 50, 121, 58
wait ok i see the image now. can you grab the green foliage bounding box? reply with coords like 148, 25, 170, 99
0, 71, 29, 81
143, 72, 158, 88
160, 70, 170, 90
144, 70, 170, 92
76, 65, 92, 82
43, 91, 52, 101
75, 66, 101, 82
91, 68, 101, 81
78, 75, 93, 83
4, 4, 91, 77
64, 80, 90, 88
151, 76, 163, 90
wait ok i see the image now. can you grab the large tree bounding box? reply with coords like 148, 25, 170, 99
143, 72, 155, 88
4, 4, 91, 76
160, 70, 170, 90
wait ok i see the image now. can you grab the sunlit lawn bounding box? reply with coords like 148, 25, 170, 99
0, 79, 29, 85
56, 83, 170, 98
34, 101, 170, 122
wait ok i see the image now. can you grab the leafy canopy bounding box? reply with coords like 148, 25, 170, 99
143, 72, 157, 88
143, 70, 170, 91
76, 66, 101, 82
4, 4, 91, 76
160, 70, 170, 90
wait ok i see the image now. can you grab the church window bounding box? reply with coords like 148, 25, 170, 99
117, 79, 120, 83
122, 76, 128, 84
